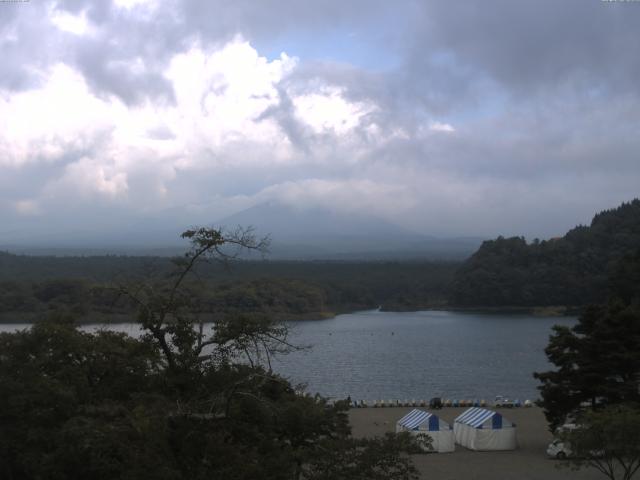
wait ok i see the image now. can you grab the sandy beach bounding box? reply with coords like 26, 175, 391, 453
349, 407, 603, 480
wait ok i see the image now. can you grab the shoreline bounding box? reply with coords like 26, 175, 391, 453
349, 406, 601, 480
0, 305, 579, 325
414, 305, 582, 317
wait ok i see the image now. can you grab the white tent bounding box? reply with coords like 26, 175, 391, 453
454, 407, 517, 451
396, 409, 455, 453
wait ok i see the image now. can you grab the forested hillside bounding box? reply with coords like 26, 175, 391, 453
449, 199, 640, 307
0, 256, 457, 322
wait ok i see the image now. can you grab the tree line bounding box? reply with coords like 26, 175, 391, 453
0, 257, 457, 323
450, 199, 640, 307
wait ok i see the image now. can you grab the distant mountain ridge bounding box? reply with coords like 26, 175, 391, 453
449, 199, 640, 307
1, 202, 483, 260
218, 202, 483, 260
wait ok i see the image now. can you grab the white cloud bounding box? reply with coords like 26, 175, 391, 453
113, 0, 157, 9
49, 7, 93, 36
0, 64, 117, 167
164, 39, 298, 165
293, 86, 375, 134
1, 38, 387, 215
429, 121, 455, 133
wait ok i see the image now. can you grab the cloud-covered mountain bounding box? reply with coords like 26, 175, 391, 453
217, 202, 483, 260
1, 201, 483, 259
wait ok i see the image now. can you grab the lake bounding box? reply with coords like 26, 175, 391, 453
276, 310, 575, 403
0, 310, 574, 403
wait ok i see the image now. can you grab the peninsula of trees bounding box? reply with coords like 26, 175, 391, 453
449, 199, 640, 308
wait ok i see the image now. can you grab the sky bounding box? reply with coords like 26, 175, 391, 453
1, 0, 639, 246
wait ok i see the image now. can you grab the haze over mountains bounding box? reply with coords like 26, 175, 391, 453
1, 202, 483, 260
219, 202, 484, 260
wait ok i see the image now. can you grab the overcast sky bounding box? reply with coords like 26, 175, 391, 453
1, 0, 639, 245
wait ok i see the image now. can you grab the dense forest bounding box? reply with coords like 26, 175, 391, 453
449, 199, 640, 307
0, 254, 457, 323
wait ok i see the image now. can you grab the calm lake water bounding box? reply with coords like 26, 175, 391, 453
0, 310, 575, 403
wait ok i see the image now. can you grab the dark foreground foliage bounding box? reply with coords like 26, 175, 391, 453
0, 228, 421, 480
534, 249, 640, 430
561, 405, 640, 480
535, 249, 640, 480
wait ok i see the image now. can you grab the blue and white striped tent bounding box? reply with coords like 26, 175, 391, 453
396, 409, 454, 453
454, 407, 517, 451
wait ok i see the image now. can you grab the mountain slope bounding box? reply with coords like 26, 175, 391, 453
449, 199, 640, 307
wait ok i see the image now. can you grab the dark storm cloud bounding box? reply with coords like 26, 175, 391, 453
412, 0, 640, 95
73, 40, 175, 105
256, 86, 312, 153
176, 0, 390, 44
0, 3, 60, 91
